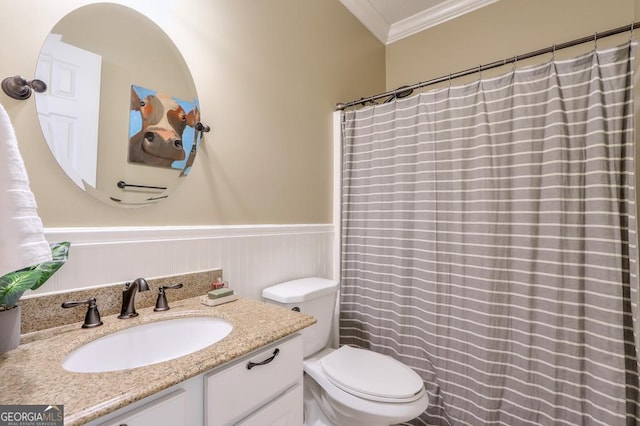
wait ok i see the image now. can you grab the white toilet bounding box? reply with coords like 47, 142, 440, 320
262, 277, 428, 426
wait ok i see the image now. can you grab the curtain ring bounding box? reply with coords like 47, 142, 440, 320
630, 22, 635, 41
593, 32, 598, 50
448, 73, 452, 88
512, 55, 518, 73
478, 64, 482, 80
552, 44, 556, 60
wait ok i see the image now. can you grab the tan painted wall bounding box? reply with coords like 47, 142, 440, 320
7, 0, 639, 228
0, 0, 384, 226
386, 0, 638, 91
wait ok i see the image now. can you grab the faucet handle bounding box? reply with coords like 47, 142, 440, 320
61, 297, 103, 328
154, 283, 184, 311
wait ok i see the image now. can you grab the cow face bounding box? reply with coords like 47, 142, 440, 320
133, 91, 186, 161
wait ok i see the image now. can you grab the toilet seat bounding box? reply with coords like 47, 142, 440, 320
304, 348, 429, 425
320, 346, 425, 403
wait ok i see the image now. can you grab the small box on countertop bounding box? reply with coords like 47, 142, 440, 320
208, 288, 234, 299
200, 293, 238, 307
210, 278, 227, 290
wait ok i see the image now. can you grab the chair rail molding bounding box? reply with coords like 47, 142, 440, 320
33, 224, 334, 301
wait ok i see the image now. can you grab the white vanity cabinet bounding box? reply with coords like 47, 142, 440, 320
205, 334, 303, 425
90, 374, 204, 426
96, 389, 192, 426
85, 334, 303, 426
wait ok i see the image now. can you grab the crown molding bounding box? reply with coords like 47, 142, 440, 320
387, 0, 499, 44
341, 0, 499, 46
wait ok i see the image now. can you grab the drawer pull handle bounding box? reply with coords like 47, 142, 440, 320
246, 348, 280, 370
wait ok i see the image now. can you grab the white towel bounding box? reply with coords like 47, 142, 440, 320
0, 102, 52, 277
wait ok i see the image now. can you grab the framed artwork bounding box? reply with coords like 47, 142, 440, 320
128, 84, 200, 174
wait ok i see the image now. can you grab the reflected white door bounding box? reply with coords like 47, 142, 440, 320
35, 33, 102, 189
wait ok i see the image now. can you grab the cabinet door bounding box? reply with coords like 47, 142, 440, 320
205, 335, 303, 426
98, 390, 186, 426
237, 383, 302, 426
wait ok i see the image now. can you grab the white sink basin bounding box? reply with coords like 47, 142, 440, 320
63, 317, 233, 373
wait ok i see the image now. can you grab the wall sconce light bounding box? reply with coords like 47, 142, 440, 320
1, 75, 47, 100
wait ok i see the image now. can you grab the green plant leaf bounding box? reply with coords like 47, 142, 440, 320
0, 242, 71, 308
0, 273, 40, 309
27, 242, 71, 291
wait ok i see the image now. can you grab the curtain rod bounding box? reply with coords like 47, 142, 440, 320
336, 21, 640, 111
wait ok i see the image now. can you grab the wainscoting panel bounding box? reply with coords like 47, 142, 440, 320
28, 225, 334, 301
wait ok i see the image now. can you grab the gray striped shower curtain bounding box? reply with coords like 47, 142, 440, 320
340, 42, 640, 425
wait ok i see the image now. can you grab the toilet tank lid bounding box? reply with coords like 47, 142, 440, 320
262, 277, 338, 303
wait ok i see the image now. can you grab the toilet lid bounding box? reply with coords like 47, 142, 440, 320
320, 346, 424, 403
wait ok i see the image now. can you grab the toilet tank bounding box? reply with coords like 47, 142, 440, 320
262, 277, 338, 358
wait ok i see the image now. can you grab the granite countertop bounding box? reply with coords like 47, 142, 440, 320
0, 296, 316, 425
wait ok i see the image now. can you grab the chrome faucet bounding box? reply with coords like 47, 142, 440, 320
118, 277, 150, 319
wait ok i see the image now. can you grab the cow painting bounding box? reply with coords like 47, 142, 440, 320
128, 85, 200, 170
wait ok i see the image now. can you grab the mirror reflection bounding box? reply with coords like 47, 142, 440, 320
34, 3, 202, 207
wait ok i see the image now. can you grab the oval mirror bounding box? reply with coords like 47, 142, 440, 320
34, 3, 205, 207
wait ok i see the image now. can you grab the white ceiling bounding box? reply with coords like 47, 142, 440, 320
340, 0, 499, 45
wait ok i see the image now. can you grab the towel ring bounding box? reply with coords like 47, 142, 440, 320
1, 75, 47, 100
